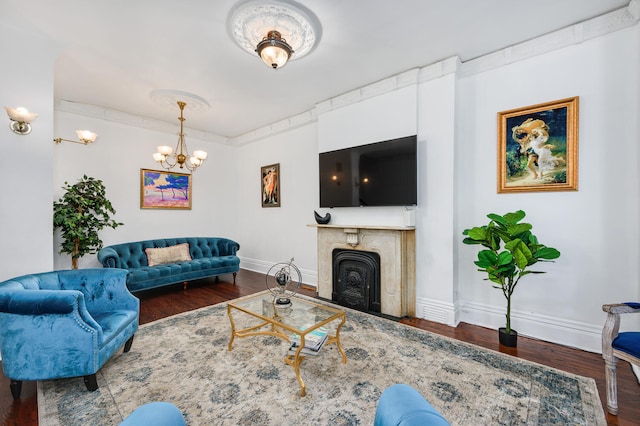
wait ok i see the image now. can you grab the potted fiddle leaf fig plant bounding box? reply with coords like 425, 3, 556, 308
462, 210, 560, 347
53, 175, 123, 269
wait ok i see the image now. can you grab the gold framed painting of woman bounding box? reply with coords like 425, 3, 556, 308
497, 97, 579, 193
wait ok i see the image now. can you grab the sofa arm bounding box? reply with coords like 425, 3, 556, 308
218, 238, 240, 256
0, 290, 77, 315
0, 291, 103, 381
98, 247, 121, 268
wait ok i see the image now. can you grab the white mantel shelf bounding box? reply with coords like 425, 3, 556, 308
307, 224, 415, 231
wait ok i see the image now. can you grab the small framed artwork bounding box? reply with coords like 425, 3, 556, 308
261, 163, 280, 207
140, 168, 192, 209
497, 96, 579, 193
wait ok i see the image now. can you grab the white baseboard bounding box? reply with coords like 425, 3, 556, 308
239, 256, 318, 288
416, 296, 459, 326
416, 298, 602, 353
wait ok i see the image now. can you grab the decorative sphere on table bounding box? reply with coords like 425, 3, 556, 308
266, 257, 302, 308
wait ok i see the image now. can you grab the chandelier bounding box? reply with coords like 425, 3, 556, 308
153, 101, 207, 172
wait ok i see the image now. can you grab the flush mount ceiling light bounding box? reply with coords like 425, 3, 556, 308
227, 0, 321, 69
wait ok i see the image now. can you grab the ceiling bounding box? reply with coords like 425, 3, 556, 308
2, 0, 630, 139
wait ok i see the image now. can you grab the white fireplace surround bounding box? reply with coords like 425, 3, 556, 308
313, 224, 416, 318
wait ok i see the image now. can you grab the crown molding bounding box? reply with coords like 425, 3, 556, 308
54, 99, 230, 145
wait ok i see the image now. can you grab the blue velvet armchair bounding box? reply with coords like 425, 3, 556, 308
0, 268, 139, 399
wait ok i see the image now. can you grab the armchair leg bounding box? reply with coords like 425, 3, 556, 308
124, 335, 135, 353
604, 357, 619, 415
233, 272, 237, 285
9, 380, 22, 399
84, 374, 98, 391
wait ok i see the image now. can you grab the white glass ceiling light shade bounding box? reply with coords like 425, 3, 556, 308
227, 0, 321, 69
5, 106, 38, 135
256, 30, 292, 68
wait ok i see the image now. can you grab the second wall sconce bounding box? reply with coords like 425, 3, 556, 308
5, 106, 38, 135
54, 130, 98, 145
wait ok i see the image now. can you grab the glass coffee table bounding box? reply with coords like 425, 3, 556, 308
227, 291, 347, 396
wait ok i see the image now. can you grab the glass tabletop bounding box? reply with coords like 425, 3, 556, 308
228, 291, 344, 333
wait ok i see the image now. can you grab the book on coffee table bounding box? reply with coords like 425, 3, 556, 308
291, 325, 328, 351
287, 334, 328, 357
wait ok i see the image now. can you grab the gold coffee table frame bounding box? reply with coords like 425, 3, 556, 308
227, 291, 347, 396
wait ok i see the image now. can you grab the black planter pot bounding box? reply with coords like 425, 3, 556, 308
499, 327, 518, 347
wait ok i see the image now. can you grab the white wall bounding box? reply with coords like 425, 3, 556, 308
456, 26, 639, 351
0, 21, 58, 280
234, 124, 319, 284
52, 111, 238, 269
415, 71, 458, 323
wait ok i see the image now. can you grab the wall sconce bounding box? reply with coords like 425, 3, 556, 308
5, 106, 38, 135
54, 130, 99, 145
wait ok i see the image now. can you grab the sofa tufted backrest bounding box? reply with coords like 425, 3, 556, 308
0, 272, 63, 291
101, 237, 240, 269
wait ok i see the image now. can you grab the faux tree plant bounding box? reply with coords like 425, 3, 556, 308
53, 175, 123, 269
462, 210, 560, 346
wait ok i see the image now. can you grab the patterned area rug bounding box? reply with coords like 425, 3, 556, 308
38, 293, 606, 425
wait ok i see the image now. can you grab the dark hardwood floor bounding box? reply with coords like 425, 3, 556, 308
1, 269, 638, 425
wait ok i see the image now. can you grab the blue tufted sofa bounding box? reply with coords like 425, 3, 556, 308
0, 268, 139, 398
97, 237, 240, 292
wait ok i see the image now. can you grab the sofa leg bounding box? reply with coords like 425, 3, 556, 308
183, 281, 188, 291
124, 335, 135, 353
233, 272, 237, 285
84, 374, 98, 391
9, 380, 22, 399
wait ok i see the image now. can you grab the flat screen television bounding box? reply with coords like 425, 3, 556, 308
319, 135, 417, 207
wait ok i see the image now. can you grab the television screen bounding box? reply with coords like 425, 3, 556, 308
319, 135, 417, 207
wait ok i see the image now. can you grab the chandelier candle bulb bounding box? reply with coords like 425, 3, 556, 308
193, 150, 207, 160
157, 146, 173, 156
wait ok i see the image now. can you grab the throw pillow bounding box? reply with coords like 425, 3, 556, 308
146, 243, 192, 266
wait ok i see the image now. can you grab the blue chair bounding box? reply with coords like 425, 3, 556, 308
120, 402, 186, 426
0, 268, 139, 398
602, 302, 640, 415
374, 384, 450, 426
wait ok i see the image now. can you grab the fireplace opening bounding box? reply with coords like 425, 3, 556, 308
332, 249, 381, 314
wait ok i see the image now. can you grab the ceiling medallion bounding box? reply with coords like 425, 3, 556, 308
150, 89, 211, 112
227, 0, 322, 67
